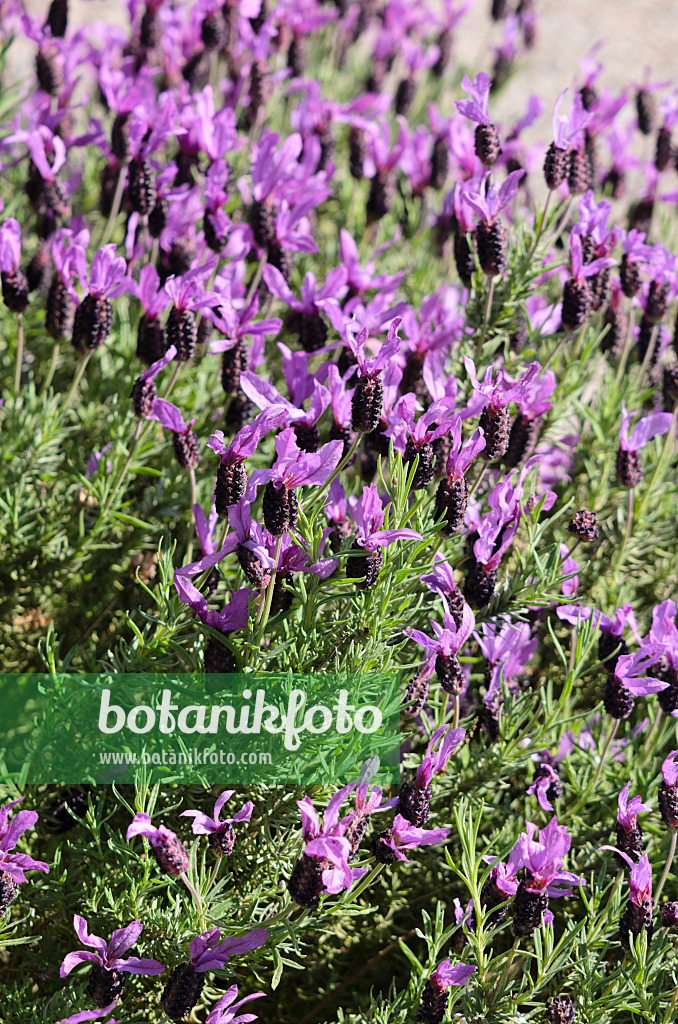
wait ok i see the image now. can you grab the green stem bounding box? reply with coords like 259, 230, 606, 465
490, 937, 520, 1004
13, 313, 24, 395
616, 487, 634, 571
453, 695, 460, 729
41, 341, 60, 394
245, 251, 268, 305
255, 533, 284, 644
474, 274, 495, 362
61, 349, 94, 414
614, 304, 636, 389
544, 195, 574, 252
525, 189, 553, 263
662, 978, 678, 1024
654, 830, 677, 904
468, 461, 488, 499
337, 863, 384, 908
99, 419, 145, 523
100, 162, 129, 248
185, 466, 199, 565
593, 718, 619, 788
181, 871, 206, 932
162, 361, 182, 400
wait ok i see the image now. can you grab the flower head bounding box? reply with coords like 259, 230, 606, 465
0, 797, 49, 882
614, 647, 668, 696
617, 782, 651, 832
352, 484, 422, 552
429, 959, 476, 990
461, 169, 525, 224
60, 916, 165, 978
181, 792, 253, 835
188, 927, 269, 972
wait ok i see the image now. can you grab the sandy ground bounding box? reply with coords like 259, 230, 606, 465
13, 0, 678, 145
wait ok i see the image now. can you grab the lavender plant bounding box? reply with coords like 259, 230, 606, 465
2, 1, 678, 1022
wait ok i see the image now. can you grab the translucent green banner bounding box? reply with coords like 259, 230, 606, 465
0, 673, 401, 785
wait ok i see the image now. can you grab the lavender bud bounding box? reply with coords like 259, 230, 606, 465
476, 220, 506, 276
567, 148, 593, 194
172, 430, 201, 470
148, 195, 169, 238
545, 995, 576, 1024
47, 0, 69, 37
131, 377, 157, 418
293, 422, 320, 453
479, 405, 511, 461
475, 123, 501, 167
288, 854, 324, 909
204, 636, 236, 677
655, 126, 673, 171
512, 880, 549, 937
237, 545, 271, 588
215, 462, 247, 515
366, 171, 395, 224
636, 89, 656, 136
262, 482, 298, 535
87, 965, 125, 1009
435, 652, 464, 695
26, 244, 50, 293
345, 549, 383, 590
208, 823, 236, 856
544, 143, 569, 190
46, 276, 75, 338
429, 137, 449, 189
161, 963, 205, 1020
619, 898, 653, 949
463, 560, 498, 608
1, 270, 30, 314
561, 278, 591, 332
404, 440, 435, 490
415, 981, 448, 1024
567, 510, 599, 541
167, 307, 197, 362
0, 871, 18, 915
136, 314, 166, 365
403, 672, 430, 717
616, 448, 642, 488
603, 674, 634, 720
398, 781, 431, 827
352, 375, 384, 433
72, 295, 112, 351
201, 10, 227, 49
659, 780, 678, 829
349, 127, 366, 180
453, 228, 476, 286
504, 413, 541, 468
36, 46, 64, 96
620, 255, 642, 297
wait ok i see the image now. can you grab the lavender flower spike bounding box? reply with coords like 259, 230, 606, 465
125, 813, 190, 877
180, 791, 253, 857
416, 959, 476, 1024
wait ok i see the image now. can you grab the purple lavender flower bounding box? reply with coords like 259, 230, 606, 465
604, 646, 668, 721
180, 791, 253, 857
372, 813, 450, 864
455, 72, 492, 126
527, 764, 561, 812
642, 599, 678, 713
508, 817, 584, 937
0, 218, 29, 314
130, 345, 177, 418
125, 813, 190, 877
398, 725, 465, 826
186, 927, 269, 972
252, 427, 343, 536
0, 798, 50, 898
147, 397, 201, 470
614, 783, 650, 865
659, 751, 678, 829
406, 602, 475, 696
60, 916, 164, 1007
161, 927, 268, 1021
205, 985, 265, 1024
346, 484, 422, 589
208, 406, 288, 515
288, 784, 366, 908
463, 357, 539, 462
72, 245, 127, 353
53, 1000, 120, 1024
349, 318, 403, 433
416, 958, 476, 1024
601, 849, 654, 948
164, 260, 221, 362
561, 233, 616, 332
617, 401, 672, 488
433, 417, 486, 535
